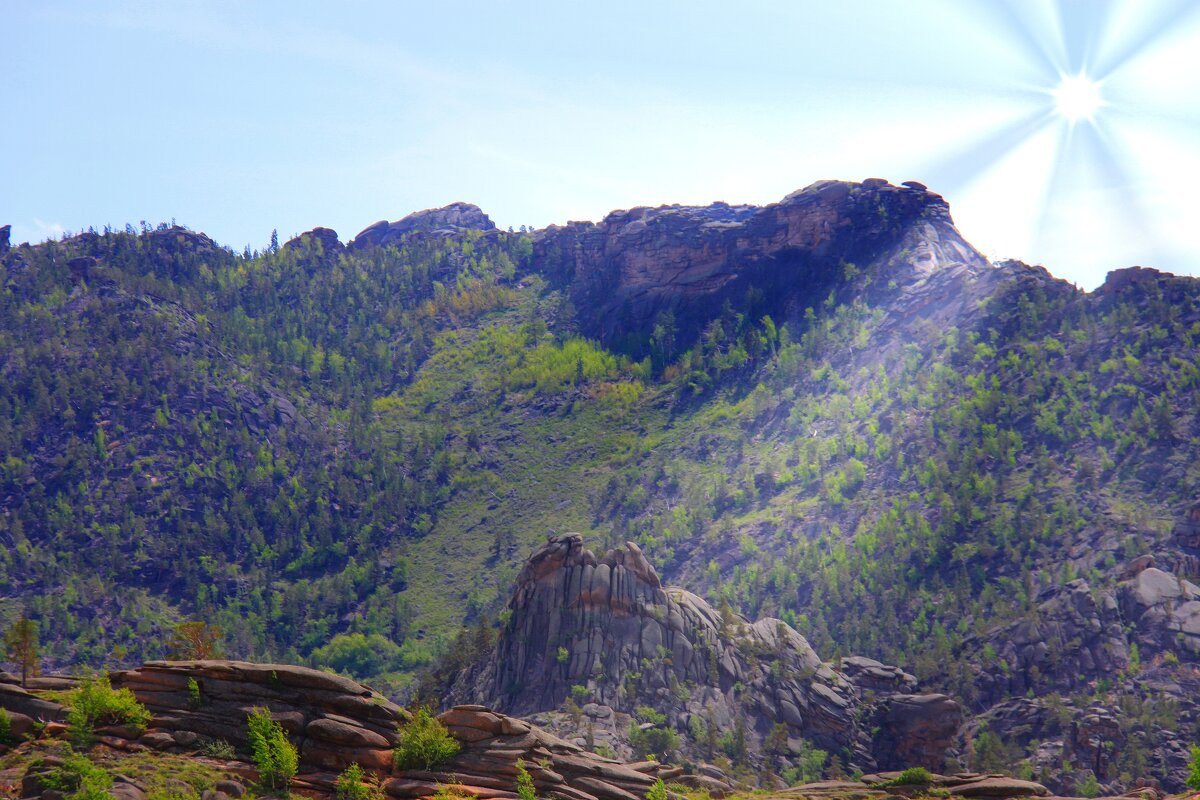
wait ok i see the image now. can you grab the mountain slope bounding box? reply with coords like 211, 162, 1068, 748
2, 181, 1199, 792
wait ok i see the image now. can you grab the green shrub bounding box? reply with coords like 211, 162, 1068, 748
515, 759, 537, 800
0, 707, 12, 744
627, 720, 679, 760
37, 751, 114, 800
65, 674, 152, 747
336, 762, 381, 800
199, 738, 236, 760
393, 708, 460, 771
646, 778, 667, 800
896, 767, 933, 785
1187, 745, 1200, 791
187, 678, 202, 709
430, 786, 474, 800
872, 767, 934, 788
246, 708, 298, 790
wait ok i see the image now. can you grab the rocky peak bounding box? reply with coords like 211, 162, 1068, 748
349, 202, 496, 250
145, 225, 219, 254
532, 179, 989, 357
450, 534, 961, 773
0, 224, 10, 257
1093, 265, 1200, 315
283, 227, 344, 260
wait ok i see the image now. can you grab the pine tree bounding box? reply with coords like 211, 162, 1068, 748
3, 614, 40, 688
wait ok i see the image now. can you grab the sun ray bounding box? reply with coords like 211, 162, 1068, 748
1093, 0, 1200, 80
1082, 120, 1161, 264
1053, 0, 1112, 72
1029, 119, 1077, 260
916, 107, 1058, 200
960, 0, 1065, 79
1034, 116, 1161, 277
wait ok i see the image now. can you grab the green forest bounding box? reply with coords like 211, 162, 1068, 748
1, 217, 1197, 727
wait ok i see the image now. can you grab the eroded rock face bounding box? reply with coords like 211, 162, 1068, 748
111, 660, 410, 772
350, 203, 496, 250
392, 704, 673, 800
5, 661, 683, 800
961, 517, 1200, 793
534, 180, 989, 356
0, 224, 10, 256
967, 579, 1130, 704
450, 534, 961, 772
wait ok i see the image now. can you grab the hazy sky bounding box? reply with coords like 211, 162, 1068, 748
4, 0, 1199, 288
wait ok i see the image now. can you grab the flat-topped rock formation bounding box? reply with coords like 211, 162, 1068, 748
532, 180, 991, 356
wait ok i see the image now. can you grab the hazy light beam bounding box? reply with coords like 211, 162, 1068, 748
1080, 120, 1161, 265
1053, 0, 1111, 73
966, 0, 1065, 78
1093, 0, 1200, 80
917, 107, 1058, 200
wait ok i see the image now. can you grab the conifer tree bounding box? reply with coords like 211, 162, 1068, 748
3, 614, 40, 688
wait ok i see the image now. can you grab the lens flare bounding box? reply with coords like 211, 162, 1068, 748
1052, 73, 1104, 123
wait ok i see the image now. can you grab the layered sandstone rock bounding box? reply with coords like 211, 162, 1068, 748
386, 704, 667, 800
111, 660, 409, 772
3, 661, 679, 800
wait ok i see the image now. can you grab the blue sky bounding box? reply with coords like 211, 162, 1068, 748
4, 0, 1198, 288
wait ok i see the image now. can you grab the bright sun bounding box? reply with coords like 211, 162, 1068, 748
1052, 73, 1104, 123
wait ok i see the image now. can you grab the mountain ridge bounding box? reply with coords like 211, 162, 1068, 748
2, 179, 1200, 793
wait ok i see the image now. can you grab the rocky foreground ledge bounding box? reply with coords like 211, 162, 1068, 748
2, 660, 670, 800
0, 661, 1168, 800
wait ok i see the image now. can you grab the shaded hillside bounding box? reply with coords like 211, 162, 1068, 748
2, 180, 1200, 792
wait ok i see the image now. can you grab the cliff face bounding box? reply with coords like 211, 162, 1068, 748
451, 535, 961, 773
533, 180, 989, 356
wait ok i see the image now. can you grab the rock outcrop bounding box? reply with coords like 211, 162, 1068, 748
3, 660, 680, 800
283, 227, 344, 260
0, 680, 66, 740
395, 704, 668, 800
0, 224, 10, 256
350, 203, 496, 250
449, 534, 961, 773
959, 508, 1200, 794
533, 180, 990, 356
111, 660, 409, 772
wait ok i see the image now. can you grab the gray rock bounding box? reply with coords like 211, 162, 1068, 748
444, 533, 959, 772
214, 781, 245, 798
349, 203, 495, 250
